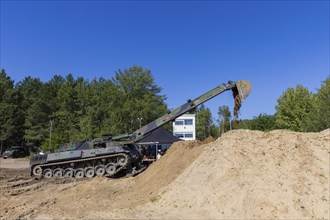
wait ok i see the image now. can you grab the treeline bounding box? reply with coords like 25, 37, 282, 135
0, 66, 168, 152
0, 66, 329, 152
213, 77, 330, 135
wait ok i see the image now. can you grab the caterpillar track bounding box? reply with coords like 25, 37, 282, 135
32, 153, 130, 179
30, 143, 145, 179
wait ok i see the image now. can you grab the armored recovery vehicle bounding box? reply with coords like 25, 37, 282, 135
30, 80, 252, 179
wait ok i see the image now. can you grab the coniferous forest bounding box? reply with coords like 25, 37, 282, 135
0, 66, 329, 153
0, 66, 169, 152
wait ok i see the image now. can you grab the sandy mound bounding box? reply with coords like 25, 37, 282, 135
116, 129, 330, 219
127, 140, 204, 201
0, 140, 206, 219
202, 136, 215, 144
1, 129, 329, 219
99, 140, 206, 209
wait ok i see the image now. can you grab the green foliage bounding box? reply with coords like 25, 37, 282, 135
1, 66, 169, 151
55, 74, 84, 142
0, 69, 15, 152
231, 119, 253, 129
227, 78, 329, 133
209, 124, 219, 139
250, 113, 276, 131
217, 105, 231, 134
112, 66, 167, 133
16, 77, 44, 145
24, 98, 48, 143
0, 69, 14, 97
2, 66, 328, 152
196, 105, 213, 141
304, 77, 330, 131
275, 85, 313, 131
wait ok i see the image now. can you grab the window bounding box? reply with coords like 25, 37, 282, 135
175, 120, 184, 126
175, 119, 193, 126
185, 133, 193, 138
184, 119, 193, 125
174, 132, 193, 138
174, 133, 184, 138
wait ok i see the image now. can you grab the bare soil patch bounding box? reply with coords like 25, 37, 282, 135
0, 129, 329, 219
0, 158, 29, 169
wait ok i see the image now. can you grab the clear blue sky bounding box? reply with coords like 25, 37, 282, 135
1, 1, 329, 120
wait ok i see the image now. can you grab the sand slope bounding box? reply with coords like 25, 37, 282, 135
1, 129, 329, 219
117, 129, 330, 219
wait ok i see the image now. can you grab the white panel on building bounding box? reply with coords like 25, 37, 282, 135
172, 114, 196, 140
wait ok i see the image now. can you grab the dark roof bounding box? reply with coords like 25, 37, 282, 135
137, 127, 182, 145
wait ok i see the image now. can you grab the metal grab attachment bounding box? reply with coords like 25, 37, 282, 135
232, 80, 252, 118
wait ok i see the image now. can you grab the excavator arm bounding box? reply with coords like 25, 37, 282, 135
127, 80, 252, 142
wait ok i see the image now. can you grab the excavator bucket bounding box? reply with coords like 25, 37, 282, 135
235, 80, 252, 102
232, 80, 252, 118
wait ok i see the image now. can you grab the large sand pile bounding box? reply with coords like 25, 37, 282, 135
113, 129, 330, 219
1, 129, 329, 219
0, 140, 206, 219
99, 139, 206, 209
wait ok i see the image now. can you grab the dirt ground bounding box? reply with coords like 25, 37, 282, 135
0, 129, 329, 219
0, 158, 29, 169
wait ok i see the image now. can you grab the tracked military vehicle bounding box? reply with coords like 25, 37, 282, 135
30, 80, 252, 179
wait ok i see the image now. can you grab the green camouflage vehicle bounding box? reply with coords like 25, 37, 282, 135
30, 80, 251, 179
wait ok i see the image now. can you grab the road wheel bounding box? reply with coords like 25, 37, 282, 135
105, 163, 116, 175
53, 168, 63, 177
117, 155, 127, 166
64, 168, 74, 177
74, 168, 85, 179
44, 169, 53, 178
32, 165, 42, 176
95, 165, 106, 176
85, 167, 95, 178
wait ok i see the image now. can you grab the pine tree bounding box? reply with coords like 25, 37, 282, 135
111, 66, 167, 133
0, 69, 15, 152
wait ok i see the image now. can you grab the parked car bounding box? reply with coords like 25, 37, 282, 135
2, 146, 30, 159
